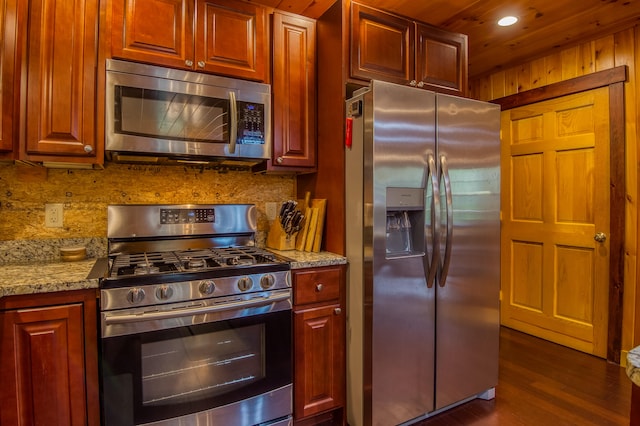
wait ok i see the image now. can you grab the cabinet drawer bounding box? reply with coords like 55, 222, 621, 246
293, 267, 341, 305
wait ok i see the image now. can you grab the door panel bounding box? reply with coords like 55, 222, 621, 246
501, 87, 610, 357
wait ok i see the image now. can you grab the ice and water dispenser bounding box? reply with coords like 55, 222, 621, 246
385, 187, 425, 258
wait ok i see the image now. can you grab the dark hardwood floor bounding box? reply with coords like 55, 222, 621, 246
416, 327, 632, 426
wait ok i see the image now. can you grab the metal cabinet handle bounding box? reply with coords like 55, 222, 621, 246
185, 59, 193, 67
409, 80, 417, 86
83, 145, 93, 153
594, 232, 607, 243
197, 61, 205, 68
276, 157, 284, 164
334, 307, 342, 315
417, 81, 425, 88
315, 283, 324, 292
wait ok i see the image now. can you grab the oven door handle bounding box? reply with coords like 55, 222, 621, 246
103, 290, 291, 325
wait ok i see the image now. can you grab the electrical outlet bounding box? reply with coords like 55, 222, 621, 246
45, 203, 64, 228
265, 202, 277, 221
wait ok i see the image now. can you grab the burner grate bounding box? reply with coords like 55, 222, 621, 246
109, 246, 286, 278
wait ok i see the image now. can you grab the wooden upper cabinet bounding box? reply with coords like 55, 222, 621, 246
197, 0, 268, 81
23, 0, 99, 162
350, 2, 468, 96
350, 3, 414, 85
111, 0, 268, 82
416, 23, 468, 96
267, 12, 316, 171
0, 0, 18, 159
111, 0, 194, 70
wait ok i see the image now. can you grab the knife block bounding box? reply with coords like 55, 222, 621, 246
266, 219, 297, 251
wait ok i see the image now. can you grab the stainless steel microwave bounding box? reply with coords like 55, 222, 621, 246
105, 59, 271, 166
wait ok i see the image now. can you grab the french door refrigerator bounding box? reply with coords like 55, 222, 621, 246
345, 80, 501, 426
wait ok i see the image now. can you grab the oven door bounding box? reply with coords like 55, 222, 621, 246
100, 292, 292, 426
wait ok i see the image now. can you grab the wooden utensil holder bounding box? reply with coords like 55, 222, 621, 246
266, 219, 297, 250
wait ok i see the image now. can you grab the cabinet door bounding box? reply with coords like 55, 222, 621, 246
196, 0, 267, 81
416, 24, 468, 96
270, 12, 316, 170
0, 304, 87, 425
0, 0, 18, 158
350, 3, 414, 85
24, 0, 99, 162
294, 303, 345, 420
112, 0, 194, 70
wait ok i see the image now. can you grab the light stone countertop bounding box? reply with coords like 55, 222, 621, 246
627, 346, 640, 387
0, 258, 102, 298
0, 249, 346, 299
269, 249, 347, 269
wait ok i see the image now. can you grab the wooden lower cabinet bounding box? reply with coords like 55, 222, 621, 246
632, 383, 640, 425
0, 290, 100, 426
292, 265, 346, 425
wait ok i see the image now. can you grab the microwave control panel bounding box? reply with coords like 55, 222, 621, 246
237, 101, 266, 145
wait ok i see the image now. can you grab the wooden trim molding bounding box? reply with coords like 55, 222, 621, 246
493, 65, 628, 363
492, 66, 628, 110
608, 81, 626, 364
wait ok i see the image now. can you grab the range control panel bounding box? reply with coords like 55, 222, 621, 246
160, 208, 215, 224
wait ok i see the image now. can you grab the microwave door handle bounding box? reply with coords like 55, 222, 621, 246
229, 91, 238, 154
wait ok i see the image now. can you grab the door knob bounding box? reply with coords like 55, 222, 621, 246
594, 232, 607, 243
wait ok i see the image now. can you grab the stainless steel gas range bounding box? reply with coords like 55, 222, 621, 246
98, 204, 293, 426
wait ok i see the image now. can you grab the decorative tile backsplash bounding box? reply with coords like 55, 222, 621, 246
0, 162, 295, 246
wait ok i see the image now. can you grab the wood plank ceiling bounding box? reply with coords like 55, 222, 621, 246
254, 0, 640, 78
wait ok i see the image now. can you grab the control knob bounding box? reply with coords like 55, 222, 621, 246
237, 276, 253, 292
199, 280, 216, 295
155, 285, 174, 300
260, 274, 276, 289
127, 288, 145, 305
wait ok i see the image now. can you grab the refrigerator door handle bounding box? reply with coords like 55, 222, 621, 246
439, 154, 454, 287
425, 153, 440, 288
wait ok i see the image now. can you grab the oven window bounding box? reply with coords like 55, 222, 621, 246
141, 324, 264, 406
114, 86, 229, 143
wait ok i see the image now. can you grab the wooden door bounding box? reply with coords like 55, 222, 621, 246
196, 0, 267, 81
0, 303, 87, 425
349, 2, 414, 85
111, 0, 194, 70
270, 12, 316, 170
500, 87, 610, 357
24, 0, 98, 162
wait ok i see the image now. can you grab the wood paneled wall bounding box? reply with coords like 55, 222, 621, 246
469, 25, 640, 354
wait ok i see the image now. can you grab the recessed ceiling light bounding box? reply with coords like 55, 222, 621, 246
498, 16, 518, 26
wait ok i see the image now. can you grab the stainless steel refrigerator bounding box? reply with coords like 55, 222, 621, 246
345, 80, 501, 426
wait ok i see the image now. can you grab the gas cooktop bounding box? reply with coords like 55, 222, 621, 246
110, 246, 287, 277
